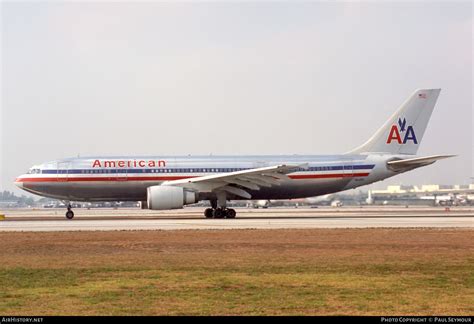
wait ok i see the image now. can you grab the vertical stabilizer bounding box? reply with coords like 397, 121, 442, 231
349, 89, 441, 155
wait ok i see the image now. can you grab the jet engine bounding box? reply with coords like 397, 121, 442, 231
147, 185, 197, 210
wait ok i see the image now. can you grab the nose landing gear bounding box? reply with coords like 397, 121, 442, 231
65, 203, 74, 220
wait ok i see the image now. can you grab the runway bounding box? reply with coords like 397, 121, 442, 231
1, 206, 473, 232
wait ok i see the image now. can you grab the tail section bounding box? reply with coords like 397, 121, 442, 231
350, 89, 441, 155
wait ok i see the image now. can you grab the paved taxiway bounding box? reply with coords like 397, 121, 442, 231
1, 207, 473, 232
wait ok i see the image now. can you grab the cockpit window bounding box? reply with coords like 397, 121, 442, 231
27, 168, 41, 174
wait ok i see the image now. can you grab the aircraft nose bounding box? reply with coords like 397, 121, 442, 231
14, 178, 24, 189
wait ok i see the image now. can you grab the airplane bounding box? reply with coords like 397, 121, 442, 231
15, 89, 455, 219
420, 194, 470, 206
247, 200, 272, 208
305, 194, 342, 207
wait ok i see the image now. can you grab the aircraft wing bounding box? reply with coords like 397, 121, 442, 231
387, 155, 455, 171
161, 164, 306, 199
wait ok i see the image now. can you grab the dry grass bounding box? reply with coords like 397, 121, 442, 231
0, 228, 473, 315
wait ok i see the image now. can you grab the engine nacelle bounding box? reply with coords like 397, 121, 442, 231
147, 186, 197, 210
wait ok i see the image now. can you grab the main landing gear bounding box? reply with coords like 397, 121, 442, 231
204, 207, 236, 219
65, 203, 74, 220
203, 193, 236, 219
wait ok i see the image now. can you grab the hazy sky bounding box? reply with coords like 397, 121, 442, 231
1, 1, 472, 195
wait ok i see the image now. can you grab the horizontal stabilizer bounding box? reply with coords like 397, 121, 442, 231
387, 155, 455, 171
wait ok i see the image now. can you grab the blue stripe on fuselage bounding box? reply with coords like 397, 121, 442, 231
40, 164, 375, 174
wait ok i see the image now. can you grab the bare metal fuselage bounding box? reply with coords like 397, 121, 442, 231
15, 154, 401, 202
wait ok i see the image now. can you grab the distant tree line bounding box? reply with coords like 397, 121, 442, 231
1, 190, 36, 206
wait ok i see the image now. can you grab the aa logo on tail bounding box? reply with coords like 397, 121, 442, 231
386, 118, 418, 144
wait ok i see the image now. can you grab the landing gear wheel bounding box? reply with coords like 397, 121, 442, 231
204, 208, 214, 218
226, 209, 236, 219
213, 208, 225, 219
65, 210, 74, 220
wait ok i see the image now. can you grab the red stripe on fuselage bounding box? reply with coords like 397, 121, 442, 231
16, 173, 370, 183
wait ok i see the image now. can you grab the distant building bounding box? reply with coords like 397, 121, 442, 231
369, 183, 474, 206
372, 184, 474, 195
